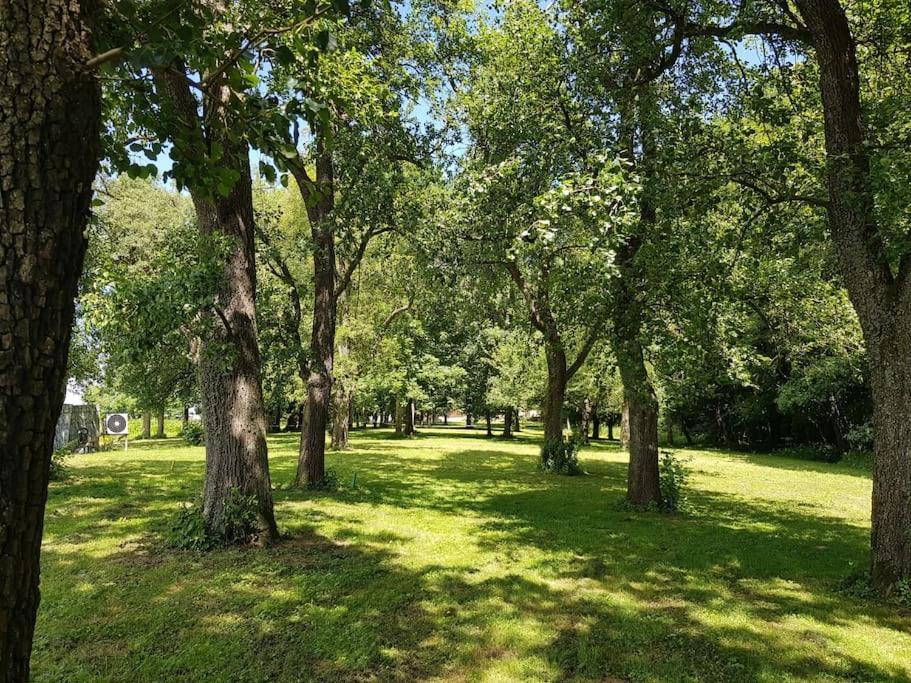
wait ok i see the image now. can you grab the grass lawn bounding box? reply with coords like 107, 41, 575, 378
34, 426, 911, 682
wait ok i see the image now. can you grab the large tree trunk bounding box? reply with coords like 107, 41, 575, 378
156, 70, 278, 542
295, 149, 335, 487
141, 411, 152, 440
0, 1, 101, 677
542, 345, 569, 448
513, 410, 521, 432
793, 0, 911, 594
614, 274, 660, 507
503, 407, 514, 438
155, 408, 165, 439
592, 410, 601, 440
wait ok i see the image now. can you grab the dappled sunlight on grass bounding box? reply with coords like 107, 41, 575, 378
33, 426, 911, 682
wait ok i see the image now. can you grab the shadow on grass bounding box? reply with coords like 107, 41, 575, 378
36, 428, 910, 682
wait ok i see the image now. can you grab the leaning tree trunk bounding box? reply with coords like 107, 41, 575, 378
155, 69, 278, 541
0, 1, 101, 678
141, 411, 152, 440
793, 0, 911, 594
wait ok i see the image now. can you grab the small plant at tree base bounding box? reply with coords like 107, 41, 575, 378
166, 502, 218, 551
540, 437, 583, 476
49, 446, 71, 481
306, 468, 341, 491
166, 488, 261, 550
180, 421, 205, 446
220, 487, 260, 544
658, 450, 691, 512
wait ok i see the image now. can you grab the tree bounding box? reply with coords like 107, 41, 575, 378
667, 0, 911, 595
0, 1, 101, 678
452, 1, 639, 462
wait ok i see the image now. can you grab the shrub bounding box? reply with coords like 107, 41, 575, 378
49, 446, 71, 481
307, 468, 341, 491
166, 487, 261, 550
167, 502, 217, 551
847, 422, 874, 453
658, 450, 691, 512
540, 437, 583, 476
220, 487, 260, 544
181, 421, 205, 446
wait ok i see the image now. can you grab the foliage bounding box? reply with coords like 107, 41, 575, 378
306, 468, 341, 491
167, 488, 260, 550
49, 447, 71, 482
166, 502, 218, 552
220, 488, 261, 545
658, 450, 691, 513
540, 437, 583, 476
180, 421, 206, 446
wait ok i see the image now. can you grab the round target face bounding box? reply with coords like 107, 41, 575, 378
106, 414, 127, 434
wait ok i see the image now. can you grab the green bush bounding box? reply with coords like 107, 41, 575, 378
167, 502, 218, 551
49, 446, 71, 481
658, 450, 691, 512
180, 421, 205, 446
307, 468, 341, 491
220, 487, 260, 543
847, 422, 874, 453
166, 487, 261, 550
540, 438, 583, 476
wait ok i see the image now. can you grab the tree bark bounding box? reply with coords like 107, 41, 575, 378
608, 417, 614, 441
141, 411, 152, 440
485, 412, 493, 437
0, 1, 101, 677
619, 402, 630, 448
614, 247, 660, 507
513, 410, 521, 432
294, 145, 335, 487
155, 68, 277, 541
542, 345, 569, 447
610, 88, 663, 504
155, 408, 165, 439
581, 398, 592, 444
503, 407, 514, 438
592, 410, 601, 440
331, 385, 350, 450
404, 398, 416, 436
792, 0, 911, 594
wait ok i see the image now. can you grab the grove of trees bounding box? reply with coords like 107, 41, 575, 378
2, 0, 909, 678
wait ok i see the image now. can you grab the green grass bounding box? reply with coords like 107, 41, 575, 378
34, 426, 911, 682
